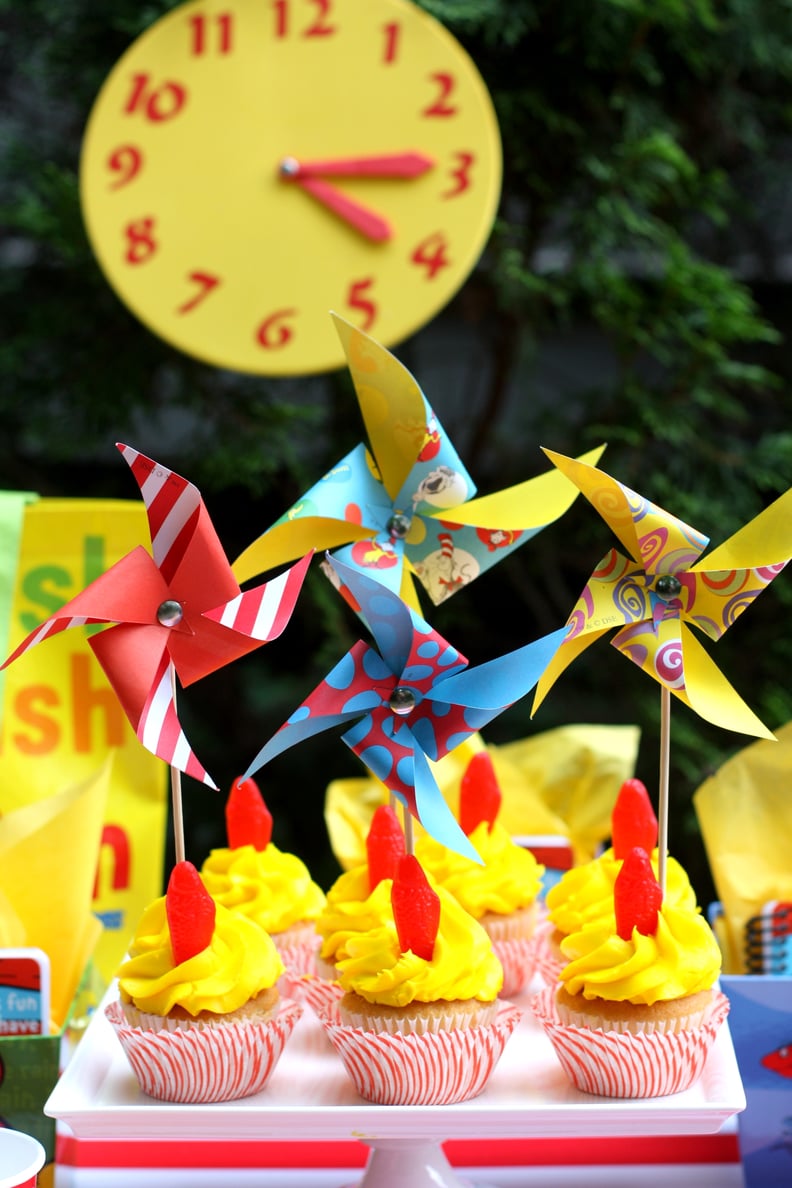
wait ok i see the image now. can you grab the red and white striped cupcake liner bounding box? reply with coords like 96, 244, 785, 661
491, 936, 539, 997
530, 919, 565, 987
105, 997, 303, 1103
282, 972, 344, 1016
531, 985, 729, 1098
276, 935, 321, 986
317, 1001, 522, 1105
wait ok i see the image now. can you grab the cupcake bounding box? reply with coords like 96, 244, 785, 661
321, 854, 521, 1105
200, 776, 326, 972
533, 847, 728, 1098
415, 750, 544, 996
297, 803, 406, 1014
537, 778, 698, 982
314, 802, 405, 980
106, 860, 302, 1103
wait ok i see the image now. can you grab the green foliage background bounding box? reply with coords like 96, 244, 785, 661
2, 0, 791, 901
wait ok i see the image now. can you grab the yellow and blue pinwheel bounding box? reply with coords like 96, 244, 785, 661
234, 314, 604, 610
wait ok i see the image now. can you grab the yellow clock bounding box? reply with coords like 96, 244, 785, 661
79, 0, 502, 376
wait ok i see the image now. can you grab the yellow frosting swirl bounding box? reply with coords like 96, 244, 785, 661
336, 881, 503, 1007
546, 847, 697, 936
315, 865, 393, 965
200, 842, 326, 934
559, 903, 722, 1005
415, 821, 544, 917
117, 894, 284, 1017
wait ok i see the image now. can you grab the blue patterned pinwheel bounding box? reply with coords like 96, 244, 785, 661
243, 556, 565, 861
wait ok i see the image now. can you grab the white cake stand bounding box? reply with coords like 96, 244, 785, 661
46, 982, 744, 1188
345, 1137, 490, 1188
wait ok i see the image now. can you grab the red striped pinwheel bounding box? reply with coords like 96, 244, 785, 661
243, 555, 565, 862
2, 445, 312, 787
532, 449, 792, 738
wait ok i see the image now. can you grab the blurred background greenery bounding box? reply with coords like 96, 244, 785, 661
2, 0, 792, 901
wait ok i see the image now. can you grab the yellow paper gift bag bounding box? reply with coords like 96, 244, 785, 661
0, 497, 168, 983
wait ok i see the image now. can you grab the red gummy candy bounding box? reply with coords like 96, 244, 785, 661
166, 860, 216, 965
366, 804, 406, 891
226, 776, 273, 851
614, 846, 663, 940
611, 778, 657, 860
459, 750, 502, 836
391, 855, 440, 961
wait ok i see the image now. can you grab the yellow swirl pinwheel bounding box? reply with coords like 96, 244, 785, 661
533, 449, 792, 739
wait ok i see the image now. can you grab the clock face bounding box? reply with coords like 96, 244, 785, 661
79, 0, 502, 376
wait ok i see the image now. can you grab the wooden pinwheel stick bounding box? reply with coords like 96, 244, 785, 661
403, 805, 415, 857
388, 791, 414, 855
171, 766, 185, 866
657, 685, 671, 898
170, 666, 186, 866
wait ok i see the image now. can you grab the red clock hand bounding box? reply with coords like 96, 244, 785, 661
289, 175, 393, 242
281, 152, 434, 178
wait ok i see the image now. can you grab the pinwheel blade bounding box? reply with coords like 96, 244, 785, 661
411, 747, 483, 864
243, 705, 365, 781
327, 555, 439, 676
118, 444, 237, 608
205, 551, 313, 641
1, 547, 170, 669
432, 627, 567, 710
232, 442, 389, 585
405, 450, 611, 606
436, 445, 607, 532
341, 709, 482, 861
242, 640, 385, 779
332, 314, 472, 503
541, 448, 709, 570
532, 626, 610, 714
90, 626, 216, 786
683, 484, 792, 642
691, 485, 792, 573
138, 652, 217, 786
614, 617, 774, 739
329, 538, 406, 599
683, 565, 784, 644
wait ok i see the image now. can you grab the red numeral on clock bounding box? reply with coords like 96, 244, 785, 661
346, 278, 377, 331
176, 272, 220, 314
124, 217, 158, 264
273, 0, 336, 38
382, 21, 399, 63
423, 73, 457, 118
124, 73, 187, 122
256, 308, 297, 349
189, 12, 233, 54
411, 232, 451, 279
442, 151, 474, 198
107, 145, 143, 189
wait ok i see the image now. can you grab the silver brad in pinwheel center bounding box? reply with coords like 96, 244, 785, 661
389, 686, 416, 716
655, 574, 682, 600
157, 599, 184, 627
387, 511, 412, 539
